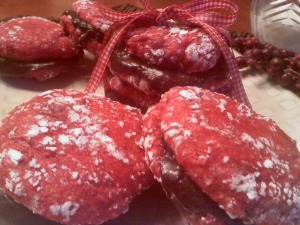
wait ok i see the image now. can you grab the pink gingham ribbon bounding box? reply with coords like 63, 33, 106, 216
84, 0, 251, 107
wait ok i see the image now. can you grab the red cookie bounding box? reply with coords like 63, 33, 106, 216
103, 21, 234, 111
60, 0, 118, 57
109, 49, 229, 94
143, 86, 300, 225
72, 0, 113, 34
126, 26, 221, 73
107, 49, 232, 112
0, 16, 80, 62
0, 89, 153, 225
0, 16, 89, 81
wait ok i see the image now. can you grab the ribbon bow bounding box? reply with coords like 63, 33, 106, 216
84, 0, 251, 107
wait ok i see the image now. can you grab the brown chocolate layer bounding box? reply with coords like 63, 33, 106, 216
160, 148, 246, 225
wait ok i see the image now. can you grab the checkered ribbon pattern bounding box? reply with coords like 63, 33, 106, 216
84, 0, 251, 107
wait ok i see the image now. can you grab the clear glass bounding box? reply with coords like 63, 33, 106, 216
251, 0, 300, 53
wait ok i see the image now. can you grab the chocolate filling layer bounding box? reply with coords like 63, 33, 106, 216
160, 148, 246, 225
0, 53, 95, 80
109, 49, 230, 95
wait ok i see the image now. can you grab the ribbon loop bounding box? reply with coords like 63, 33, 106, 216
183, 0, 238, 27
155, 5, 194, 26
95, 0, 238, 28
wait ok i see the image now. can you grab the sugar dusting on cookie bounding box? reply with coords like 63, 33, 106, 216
146, 86, 300, 225
0, 89, 153, 225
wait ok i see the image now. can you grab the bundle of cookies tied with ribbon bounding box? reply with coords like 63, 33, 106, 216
0, 0, 299, 225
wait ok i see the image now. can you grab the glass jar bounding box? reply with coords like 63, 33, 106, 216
251, 0, 300, 53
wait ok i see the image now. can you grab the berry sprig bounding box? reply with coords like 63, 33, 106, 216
231, 31, 300, 96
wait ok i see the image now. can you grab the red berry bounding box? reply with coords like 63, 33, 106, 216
255, 60, 265, 70
236, 56, 248, 69
272, 49, 282, 58
280, 49, 294, 58
289, 60, 297, 69
251, 37, 259, 45
270, 57, 285, 72
233, 37, 243, 48
261, 48, 272, 59
244, 38, 255, 48
243, 49, 253, 59
246, 58, 256, 67
251, 48, 262, 60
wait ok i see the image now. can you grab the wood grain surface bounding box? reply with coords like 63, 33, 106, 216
0, 0, 252, 32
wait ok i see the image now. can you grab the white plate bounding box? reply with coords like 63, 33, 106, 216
241, 68, 300, 149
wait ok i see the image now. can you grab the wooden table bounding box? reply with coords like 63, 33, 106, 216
0, 0, 252, 33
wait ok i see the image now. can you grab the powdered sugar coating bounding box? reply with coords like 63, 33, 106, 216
142, 104, 167, 181
7, 149, 24, 165
144, 86, 300, 225
0, 89, 153, 225
0, 16, 80, 62
72, 0, 113, 33
126, 26, 220, 73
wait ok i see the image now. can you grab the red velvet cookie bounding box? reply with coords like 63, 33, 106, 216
126, 26, 221, 73
61, 0, 109, 57
103, 21, 234, 111
0, 16, 90, 81
0, 89, 153, 225
143, 86, 300, 225
72, 0, 112, 34
106, 48, 232, 112
0, 16, 80, 62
